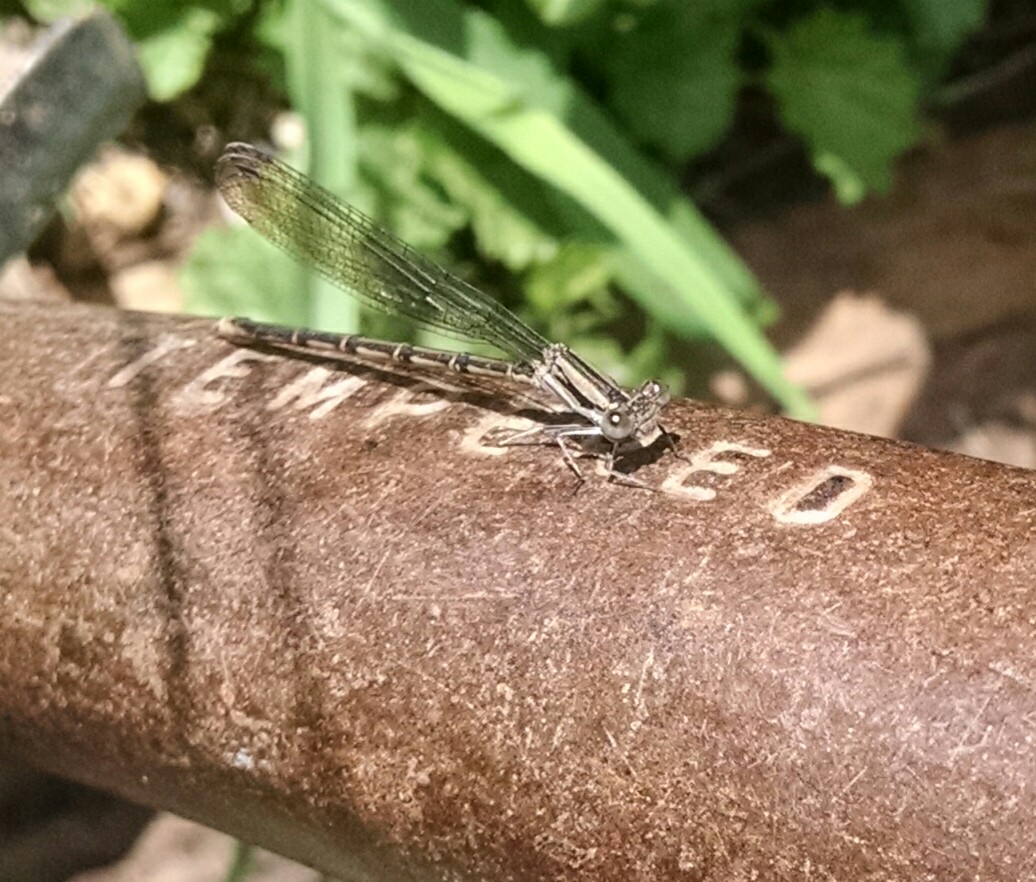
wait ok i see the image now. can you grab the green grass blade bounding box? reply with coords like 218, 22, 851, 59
281, 0, 363, 333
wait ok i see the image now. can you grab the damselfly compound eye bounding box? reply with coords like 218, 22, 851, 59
601, 409, 634, 442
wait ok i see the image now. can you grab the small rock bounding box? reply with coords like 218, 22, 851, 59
782, 291, 931, 437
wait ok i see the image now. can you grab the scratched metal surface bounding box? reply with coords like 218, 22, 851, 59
1, 299, 1035, 881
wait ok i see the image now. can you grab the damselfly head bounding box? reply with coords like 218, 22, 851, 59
599, 379, 670, 442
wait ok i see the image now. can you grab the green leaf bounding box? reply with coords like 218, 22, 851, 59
525, 0, 604, 28
524, 242, 617, 313
765, 7, 922, 199
317, 0, 812, 417
607, 2, 744, 161
134, 7, 222, 100
180, 226, 311, 325
103, 0, 247, 101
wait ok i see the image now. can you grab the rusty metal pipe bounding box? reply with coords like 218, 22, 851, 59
1, 299, 1034, 880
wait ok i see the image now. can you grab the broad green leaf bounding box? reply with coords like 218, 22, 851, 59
134, 6, 222, 100
106, 0, 246, 100
317, 0, 812, 417
765, 8, 922, 200
608, 2, 744, 161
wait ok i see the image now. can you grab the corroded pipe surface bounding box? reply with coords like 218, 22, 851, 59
1, 299, 1034, 881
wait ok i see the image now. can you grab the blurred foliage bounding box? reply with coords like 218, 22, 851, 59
16, 0, 989, 414
764, 7, 923, 201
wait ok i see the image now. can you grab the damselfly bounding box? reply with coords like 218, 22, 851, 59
215, 142, 673, 483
